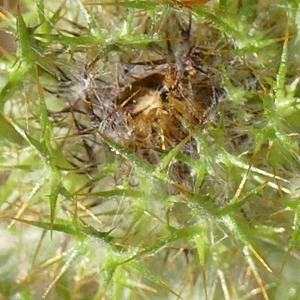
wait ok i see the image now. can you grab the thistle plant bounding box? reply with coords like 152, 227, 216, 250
1, 0, 300, 299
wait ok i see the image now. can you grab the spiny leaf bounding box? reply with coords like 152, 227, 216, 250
13, 218, 114, 243
78, 189, 144, 198
16, 8, 39, 62
221, 214, 272, 273
275, 24, 289, 105
0, 113, 24, 144
130, 260, 183, 299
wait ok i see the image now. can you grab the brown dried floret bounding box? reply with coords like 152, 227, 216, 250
110, 56, 220, 153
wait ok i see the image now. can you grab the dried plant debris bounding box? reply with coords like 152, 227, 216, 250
47, 5, 242, 187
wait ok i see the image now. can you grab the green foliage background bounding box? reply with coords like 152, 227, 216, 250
1, 0, 300, 299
